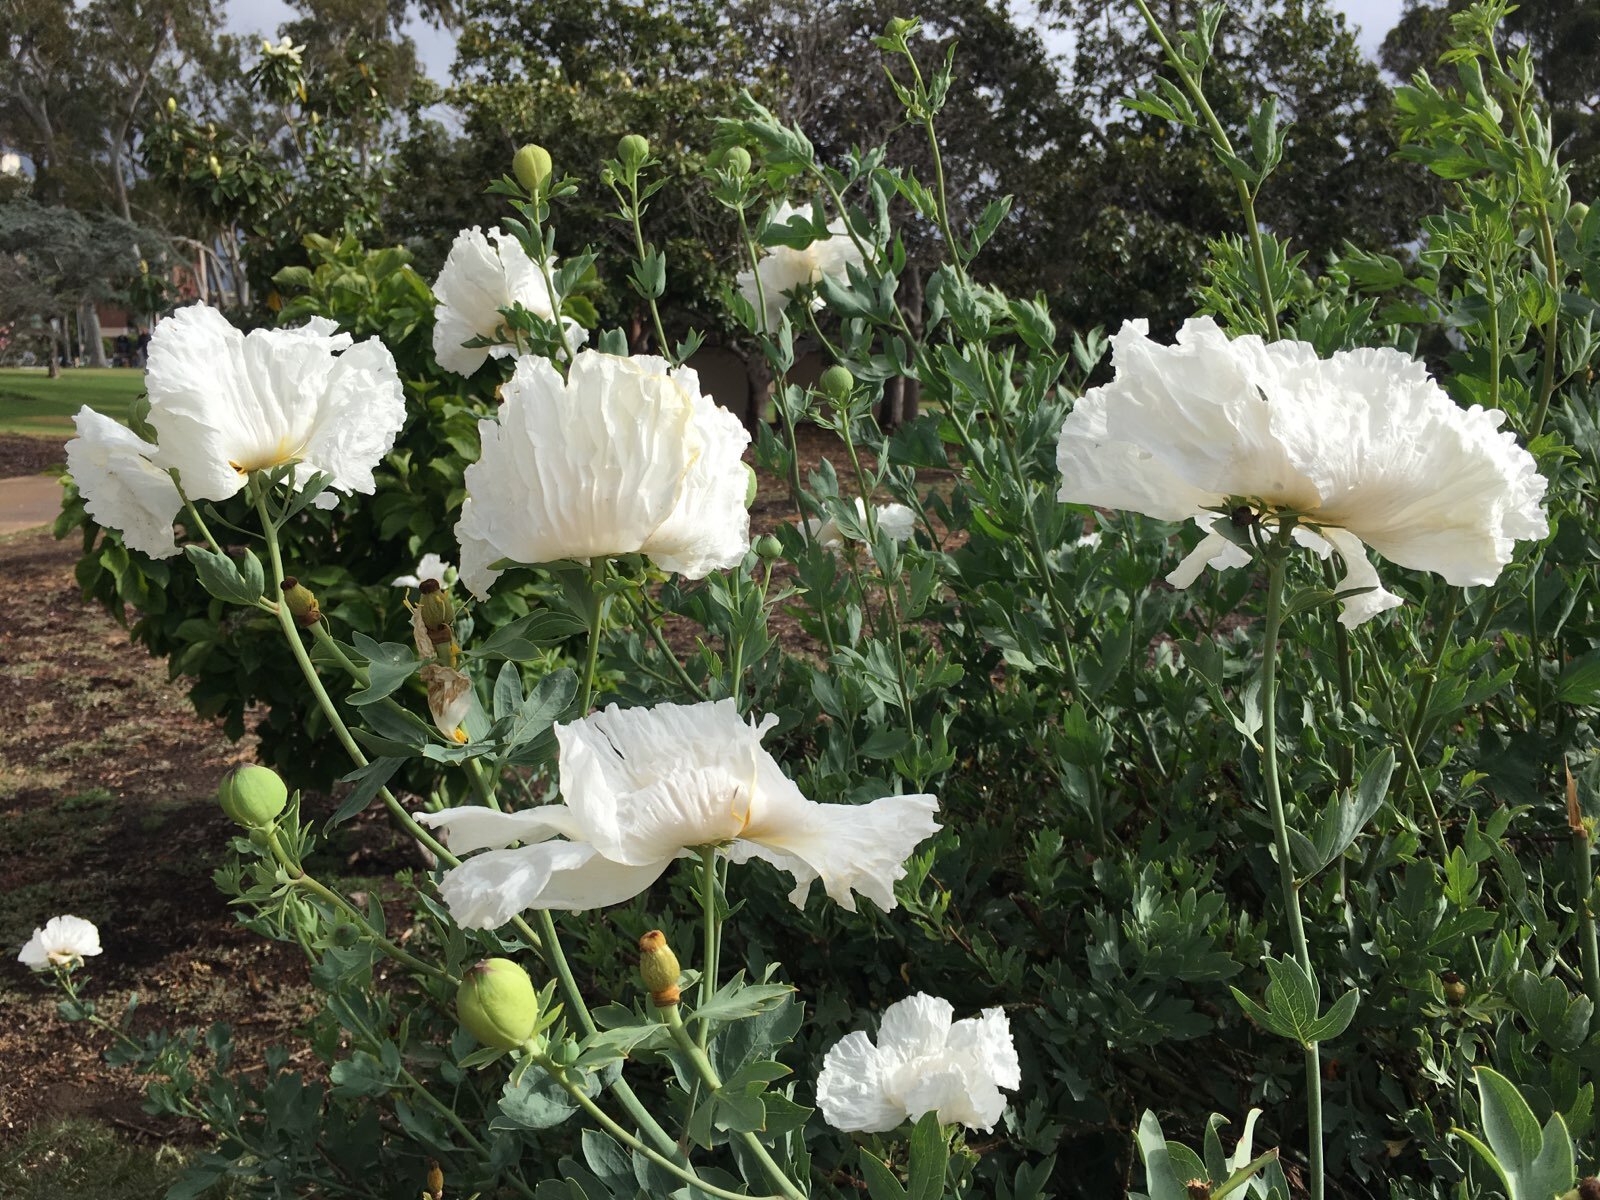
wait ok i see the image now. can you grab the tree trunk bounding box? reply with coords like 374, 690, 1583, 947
880, 376, 905, 429
82, 302, 108, 367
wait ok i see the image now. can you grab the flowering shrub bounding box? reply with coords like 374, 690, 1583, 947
28, 3, 1600, 1198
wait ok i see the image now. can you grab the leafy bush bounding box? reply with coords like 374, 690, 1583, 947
32, 3, 1600, 1199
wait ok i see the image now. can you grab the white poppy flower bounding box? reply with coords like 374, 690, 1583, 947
393, 553, 451, 589
816, 994, 1020, 1133
454, 351, 751, 598
18, 915, 103, 970
416, 698, 940, 929
144, 304, 405, 510
1055, 317, 1548, 627
260, 36, 306, 63
65, 408, 183, 558
803, 498, 917, 552
737, 202, 867, 332
431, 226, 586, 376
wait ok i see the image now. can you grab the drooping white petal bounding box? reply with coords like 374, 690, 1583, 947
434, 842, 670, 928
145, 304, 403, 503
815, 1031, 905, 1133
416, 803, 586, 855
454, 352, 748, 598
18, 914, 102, 970
733, 779, 941, 912
64, 408, 182, 559
1165, 516, 1253, 589
1293, 526, 1404, 629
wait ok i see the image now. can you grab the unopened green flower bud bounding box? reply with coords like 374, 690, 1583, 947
218, 764, 288, 828
456, 958, 539, 1050
617, 133, 650, 170
818, 365, 855, 401
744, 463, 758, 508
279, 576, 321, 627
1569, 201, 1590, 229
418, 578, 454, 631
513, 143, 553, 194
166, 96, 177, 114
721, 146, 752, 176
755, 534, 783, 561
638, 930, 681, 1006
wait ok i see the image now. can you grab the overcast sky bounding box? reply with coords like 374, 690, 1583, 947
224, 0, 1408, 85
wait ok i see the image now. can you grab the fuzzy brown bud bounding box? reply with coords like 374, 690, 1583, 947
1578, 1177, 1600, 1200
425, 1160, 444, 1200
638, 930, 682, 1006
1184, 1182, 1212, 1200
1441, 970, 1466, 1007
279, 576, 321, 627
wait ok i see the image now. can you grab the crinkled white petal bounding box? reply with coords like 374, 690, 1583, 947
556, 699, 763, 865
641, 369, 752, 576
732, 783, 940, 912
145, 304, 402, 502
815, 1031, 905, 1133
875, 502, 917, 544
431, 227, 586, 376
816, 995, 1019, 1134
434, 841, 669, 928
738, 201, 866, 332
454, 352, 748, 597
65, 408, 182, 558
18, 914, 102, 969
1057, 317, 1548, 605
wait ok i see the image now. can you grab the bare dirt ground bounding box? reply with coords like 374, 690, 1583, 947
0, 434, 67, 479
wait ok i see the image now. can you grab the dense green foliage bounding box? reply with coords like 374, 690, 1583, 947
35, 3, 1600, 1200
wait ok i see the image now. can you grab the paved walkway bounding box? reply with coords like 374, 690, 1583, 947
0, 474, 63, 536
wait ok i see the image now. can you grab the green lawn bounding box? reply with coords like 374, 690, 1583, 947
0, 368, 145, 437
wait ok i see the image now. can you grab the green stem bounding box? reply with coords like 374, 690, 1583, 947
536, 1056, 783, 1200
578, 556, 608, 713
1573, 825, 1600, 1010
1128, 0, 1280, 339
625, 175, 672, 359
266, 831, 456, 984
633, 586, 709, 700
659, 1005, 808, 1200
253, 495, 683, 1160
1258, 545, 1322, 1200
698, 846, 720, 1051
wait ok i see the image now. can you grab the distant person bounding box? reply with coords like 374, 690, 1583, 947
114, 334, 132, 366
135, 328, 150, 367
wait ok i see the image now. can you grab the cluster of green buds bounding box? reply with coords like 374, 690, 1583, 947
456, 958, 540, 1051
217, 764, 289, 829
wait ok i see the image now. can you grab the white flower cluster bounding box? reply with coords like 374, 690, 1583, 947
737, 202, 866, 332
